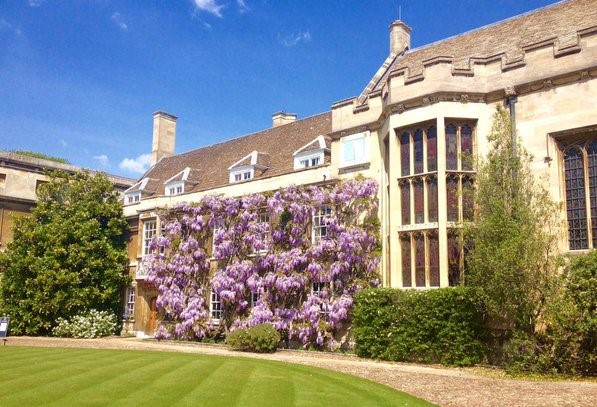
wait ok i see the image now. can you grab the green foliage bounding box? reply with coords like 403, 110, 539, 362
353, 287, 486, 366
465, 106, 561, 335
53, 309, 118, 338
10, 150, 70, 164
227, 323, 281, 353
507, 251, 597, 375
0, 170, 130, 335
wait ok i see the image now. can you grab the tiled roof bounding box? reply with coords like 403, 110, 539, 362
371, 0, 597, 92
140, 112, 331, 196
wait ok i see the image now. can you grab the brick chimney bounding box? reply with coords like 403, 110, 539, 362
151, 111, 177, 166
389, 20, 411, 54
272, 111, 297, 127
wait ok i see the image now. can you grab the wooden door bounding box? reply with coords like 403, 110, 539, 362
148, 297, 158, 333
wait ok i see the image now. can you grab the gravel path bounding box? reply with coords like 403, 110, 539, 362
5, 336, 597, 407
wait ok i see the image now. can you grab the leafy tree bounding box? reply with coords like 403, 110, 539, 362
465, 107, 561, 340
0, 171, 129, 335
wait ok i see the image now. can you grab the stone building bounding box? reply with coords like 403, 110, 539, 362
0, 151, 134, 251
123, 0, 597, 336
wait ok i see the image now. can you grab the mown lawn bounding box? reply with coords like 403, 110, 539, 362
0, 346, 433, 406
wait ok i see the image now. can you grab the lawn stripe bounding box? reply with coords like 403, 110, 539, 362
42, 350, 183, 407
0, 349, 161, 406
107, 353, 225, 407
235, 359, 295, 407
172, 357, 255, 407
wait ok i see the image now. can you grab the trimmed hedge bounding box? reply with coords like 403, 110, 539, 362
227, 323, 281, 353
353, 287, 486, 366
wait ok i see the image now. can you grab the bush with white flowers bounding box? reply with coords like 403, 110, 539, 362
53, 309, 117, 338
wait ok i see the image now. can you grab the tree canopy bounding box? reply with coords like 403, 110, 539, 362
0, 171, 129, 335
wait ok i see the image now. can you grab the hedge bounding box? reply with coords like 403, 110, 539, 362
353, 287, 486, 366
227, 323, 281, 353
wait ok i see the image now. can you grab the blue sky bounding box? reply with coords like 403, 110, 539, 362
1, 0, 559, 178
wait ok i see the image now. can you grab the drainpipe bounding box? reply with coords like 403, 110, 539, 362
504, 86, 518, 187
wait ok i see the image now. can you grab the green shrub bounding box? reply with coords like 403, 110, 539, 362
353, 287, 486, 366
227, 323, 281, 353
53, 309, 117, 338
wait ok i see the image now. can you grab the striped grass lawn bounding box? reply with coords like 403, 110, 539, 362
0, 346, 433, 407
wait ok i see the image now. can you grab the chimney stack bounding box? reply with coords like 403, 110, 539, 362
389, 20, 411, 55
151, 111, 177, 166
272, 111, 297, 127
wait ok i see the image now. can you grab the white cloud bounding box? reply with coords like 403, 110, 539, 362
119, 153, 151, 174
28, 0, 45, 7
193, 0, 225, 17
93, 154, 110, 167
237, 0, 250, 13
203, 22, 212, 30
111, 12, 128, 31
279, 31, 311, 47
0, 19, 22, 36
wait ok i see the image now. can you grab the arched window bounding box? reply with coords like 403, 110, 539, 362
564, 147, 588, 250
446, 124, 458, 170
400, 132, 410, 176
414, 179, 424, 223
400, 181, 411, 225
401, 235, 412, 287
429, 233, 439, 287
461, 124, 473, 170
427, 126, 437, 172
587, 141, 597, 247
427, 177, 438, 222
415, 234, 425, 287
414, 129, 424, 174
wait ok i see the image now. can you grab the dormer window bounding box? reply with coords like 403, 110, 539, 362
123, 178, 149, 206
125, 192, 141, 205
164, 167, 191, 196
293, 135, 330, 170
228, 151, 268, 184
230, 167, 254, 183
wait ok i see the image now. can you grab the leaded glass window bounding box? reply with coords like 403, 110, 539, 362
414, 129, 424, 174
401, 132, 410, 176
429, 234, 439, 287
447, 176, 459, 222
414, 179, 424, 224
428, 177, 438, 223
427, 126, 437, 172
400, 181, 410, 225
401, 235, 412, 287
564, 148, 588, 250
588, 141, 597, 248
447, 233, 461, 286
415, 234, 425, 287
446, 124, 458, 171
461, 124, 473, 170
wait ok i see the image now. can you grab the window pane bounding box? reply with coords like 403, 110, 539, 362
414, 179, 424, 224
564, 148, 588, 250
446, 124, 458, 170
414, 129, 424, 174
461, 124, 473, 170
429, 234, 439, 287
400, 182, 410, 225
448, 233, 461, 286
447, 176, 459, 222
427, 126, 437, 172
588, 141, 597, 248
415, 234, 425, 287
427, 177, 438, 222
353, 137, 366, 162
343, 140, 355, 163
400, 132, 410, 176
401, 235, 412, 288
462, 177, 474, 221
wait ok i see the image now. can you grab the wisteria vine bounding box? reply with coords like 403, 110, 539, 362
145, 177, 380, 348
